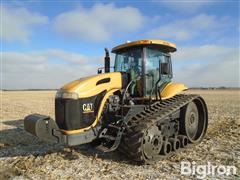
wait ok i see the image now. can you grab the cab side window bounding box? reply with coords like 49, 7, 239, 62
161, 55, 172, 78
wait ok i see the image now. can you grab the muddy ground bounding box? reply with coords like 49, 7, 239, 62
0, 90, 239, 179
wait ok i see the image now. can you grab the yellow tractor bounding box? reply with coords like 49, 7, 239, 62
24, 40, 208, 164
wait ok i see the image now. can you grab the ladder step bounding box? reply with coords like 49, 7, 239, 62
101, 135, 116, 141
96, 144, 111, 152
108, 124, 121, 130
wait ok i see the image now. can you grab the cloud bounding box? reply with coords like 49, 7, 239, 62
159, 1, 215, 12
147, 14, 231, 41
174, 58, 239, 87
1, 6, 49, 43
53, 3, 145, 42
173, 45, 237, 62
44, 49, 100, 65
2, 50, 103, 89
3, 45, 239, 89
173, 45, 239, 87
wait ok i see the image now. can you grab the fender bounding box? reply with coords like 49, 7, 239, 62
161, 82, 188, 100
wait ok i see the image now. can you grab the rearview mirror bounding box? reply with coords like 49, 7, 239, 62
161, 63, 169, 75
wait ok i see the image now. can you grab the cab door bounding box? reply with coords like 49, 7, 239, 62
144, 47, 172, 97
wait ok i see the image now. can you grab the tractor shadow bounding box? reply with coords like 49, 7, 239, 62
71, 144, 130, 164
0, 119, 131, 165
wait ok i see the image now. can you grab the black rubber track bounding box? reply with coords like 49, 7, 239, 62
118, 94, 208, 164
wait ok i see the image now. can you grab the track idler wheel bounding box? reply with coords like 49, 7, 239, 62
180, 97, 208, 143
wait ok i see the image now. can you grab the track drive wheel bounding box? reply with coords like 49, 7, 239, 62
142, 125, 163, 162
180, 97, 208, 143
119, 123, 163, 164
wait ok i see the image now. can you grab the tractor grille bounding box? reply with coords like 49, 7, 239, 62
55, 98, 84, 130
55, 90, 106, 131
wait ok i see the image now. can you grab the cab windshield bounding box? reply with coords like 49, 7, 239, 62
114, 48, 142, 74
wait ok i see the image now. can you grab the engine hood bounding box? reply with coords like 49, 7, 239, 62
60, 72, 123, 98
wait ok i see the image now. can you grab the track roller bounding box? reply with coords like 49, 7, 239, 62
160, 141, 172, 155
178, 135, 188, 148
169, 138, 181, 151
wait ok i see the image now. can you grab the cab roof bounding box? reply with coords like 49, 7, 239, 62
111, 39, 177, 53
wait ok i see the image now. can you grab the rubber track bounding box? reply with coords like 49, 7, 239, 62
119, 94, 200, 164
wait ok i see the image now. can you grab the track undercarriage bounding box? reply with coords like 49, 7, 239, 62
97, 94, 208, 164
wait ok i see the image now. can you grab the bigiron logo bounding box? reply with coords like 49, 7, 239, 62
82, 103, 94, 113
180, 161, 237, 179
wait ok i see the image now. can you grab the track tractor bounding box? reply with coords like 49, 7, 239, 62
24, 40, 208, 164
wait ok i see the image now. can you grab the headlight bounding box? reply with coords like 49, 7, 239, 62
55, 90, 79, 99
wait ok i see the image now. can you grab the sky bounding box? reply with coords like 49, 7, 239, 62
1, 0, 239, 89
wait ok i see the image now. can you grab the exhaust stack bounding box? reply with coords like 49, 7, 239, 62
104, 48, 110, 73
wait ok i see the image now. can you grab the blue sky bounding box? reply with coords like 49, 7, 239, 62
1, 0, 239, 89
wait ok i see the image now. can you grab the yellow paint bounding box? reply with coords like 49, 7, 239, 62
62, 72, 122, 98
61, 89, 119, 135
112, 39, 177, 53
59, 72, 122, 135
161, 82, 187, 99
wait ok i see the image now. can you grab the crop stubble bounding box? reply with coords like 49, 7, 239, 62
0, 90, 239, 179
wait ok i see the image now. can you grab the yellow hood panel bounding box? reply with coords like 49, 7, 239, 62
61, 72, 122, 98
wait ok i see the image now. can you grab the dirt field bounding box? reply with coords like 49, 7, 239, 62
0, 90, 239, 179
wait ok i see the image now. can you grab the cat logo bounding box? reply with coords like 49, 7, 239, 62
82, 103, 94, 113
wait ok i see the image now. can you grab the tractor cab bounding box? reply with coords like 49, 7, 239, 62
111, 40, 177, 98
